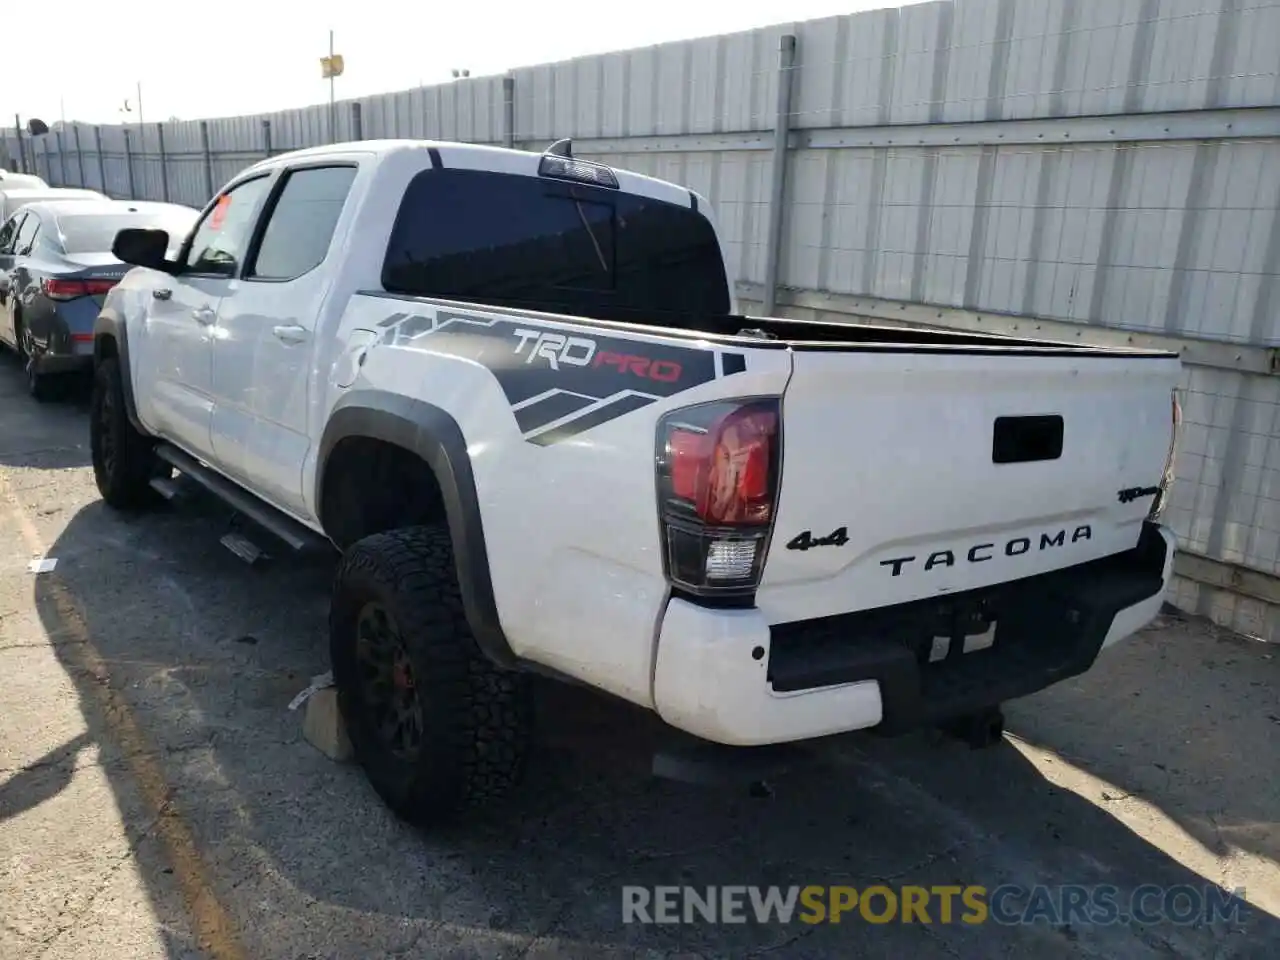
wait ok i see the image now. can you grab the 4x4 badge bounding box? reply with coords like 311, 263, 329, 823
786, 527, 850, 552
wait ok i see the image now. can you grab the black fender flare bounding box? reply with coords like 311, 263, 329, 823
317, 391, 517, 669
92, 309, 146, 433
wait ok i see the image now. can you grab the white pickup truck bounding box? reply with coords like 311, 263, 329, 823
90, 138, 1182, 824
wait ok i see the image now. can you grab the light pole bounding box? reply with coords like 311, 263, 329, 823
320, 31, 345, 144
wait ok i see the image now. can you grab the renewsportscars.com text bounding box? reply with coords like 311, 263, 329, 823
621, 884, 1247, 927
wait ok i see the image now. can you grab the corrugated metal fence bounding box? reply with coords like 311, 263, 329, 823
5, 0, 1280, 638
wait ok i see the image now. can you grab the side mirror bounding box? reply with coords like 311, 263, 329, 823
112, 228, 175, 272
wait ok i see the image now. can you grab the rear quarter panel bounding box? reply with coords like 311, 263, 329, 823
331, 293, 791, 706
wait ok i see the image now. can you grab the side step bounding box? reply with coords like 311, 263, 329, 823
148, 475, 188, 502
151, 444, 330, 556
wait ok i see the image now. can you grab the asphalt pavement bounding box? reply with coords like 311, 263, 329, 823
0, 356, 1277, 960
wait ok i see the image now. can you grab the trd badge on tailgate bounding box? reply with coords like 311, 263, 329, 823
1117, 485, 1161, 504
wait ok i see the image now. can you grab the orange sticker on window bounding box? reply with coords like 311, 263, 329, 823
210, 194, 232, 230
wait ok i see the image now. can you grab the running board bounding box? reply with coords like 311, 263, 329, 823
152, 444, 329, 555
220, 531, 267, 565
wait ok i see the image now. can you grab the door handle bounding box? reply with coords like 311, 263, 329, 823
272, 324, 309, 345
152, 288, 172, 301
192, 305, 216, 325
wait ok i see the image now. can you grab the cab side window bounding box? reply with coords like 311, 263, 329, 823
183, 176, 272, 277
0, 214, 23, 254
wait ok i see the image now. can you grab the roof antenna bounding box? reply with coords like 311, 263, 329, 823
545, 138, 573, 158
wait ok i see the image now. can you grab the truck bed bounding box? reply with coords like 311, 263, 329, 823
720, 312, 1176, 358
351, 290, 1181, 626
395, 291, 1177, 359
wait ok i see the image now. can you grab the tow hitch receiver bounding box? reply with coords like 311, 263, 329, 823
942, 707, 1006, 749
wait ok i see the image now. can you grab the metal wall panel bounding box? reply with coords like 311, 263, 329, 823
3, 0, 1278, 635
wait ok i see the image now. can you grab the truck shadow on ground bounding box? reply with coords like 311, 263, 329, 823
30, 494, 1280, 960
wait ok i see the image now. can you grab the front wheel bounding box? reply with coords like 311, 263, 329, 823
330, 525, 533, 825
90, 356, 164, 508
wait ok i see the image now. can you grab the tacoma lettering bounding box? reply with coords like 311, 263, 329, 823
880, 526, 1092, 577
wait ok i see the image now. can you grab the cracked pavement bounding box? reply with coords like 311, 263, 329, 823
0, 359, 1277, 959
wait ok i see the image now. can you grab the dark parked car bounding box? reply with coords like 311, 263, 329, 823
0, 199, 199, 399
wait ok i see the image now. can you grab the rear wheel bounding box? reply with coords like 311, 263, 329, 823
330, 525, 532, 824
90, 356, 164, 508
25, 343, 61, 403
13, 313, 28, 362
17, 320, 57, 401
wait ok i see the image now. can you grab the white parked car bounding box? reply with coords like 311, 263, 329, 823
0, 171, 49, 190
0, 186, 107, 223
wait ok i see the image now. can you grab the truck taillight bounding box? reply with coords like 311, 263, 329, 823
1149, 388, 1182, 522
656, 398, 781, 597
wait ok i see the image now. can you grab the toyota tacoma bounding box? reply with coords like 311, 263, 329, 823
89, 137, 1183, 824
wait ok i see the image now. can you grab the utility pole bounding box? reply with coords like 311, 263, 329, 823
320, 31, 345, 144
328, 30, 336, 143
137, 81, 144, 128
13, 114, 24, 173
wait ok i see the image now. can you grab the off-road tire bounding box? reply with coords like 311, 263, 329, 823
90, 356, 163, 508
330, 525, 532, 824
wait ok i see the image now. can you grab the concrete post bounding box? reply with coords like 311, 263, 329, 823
503, 75, 515, 148
199, 121, 214, 201
157, 123, 170, 201
761, 34, 797, 316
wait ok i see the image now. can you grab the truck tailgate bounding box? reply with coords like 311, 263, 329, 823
757, 349, 1182, 624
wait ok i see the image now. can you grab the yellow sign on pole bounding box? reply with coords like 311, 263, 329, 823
320, 54, 345, 79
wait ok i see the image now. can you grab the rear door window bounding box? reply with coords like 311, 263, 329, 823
248, 165, 357, 281
381, 168, 730, 324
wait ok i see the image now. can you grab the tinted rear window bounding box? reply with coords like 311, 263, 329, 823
57, 211, 196, 255
381, 168, 730, 323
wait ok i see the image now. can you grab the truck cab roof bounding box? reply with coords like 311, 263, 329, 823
242, 138, 708, 216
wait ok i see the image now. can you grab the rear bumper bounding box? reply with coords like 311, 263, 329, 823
28, 299, 96, 373
652, 521, 1175, 747
33, 343, 93, 374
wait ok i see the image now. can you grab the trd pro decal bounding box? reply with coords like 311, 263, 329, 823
375, 307, 747, 445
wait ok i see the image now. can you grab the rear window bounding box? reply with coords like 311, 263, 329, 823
57, 211, 196, 255
381, 168, 730, 323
